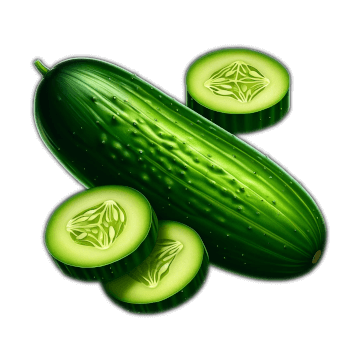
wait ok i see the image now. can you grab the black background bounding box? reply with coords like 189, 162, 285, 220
26, 28, 331, 335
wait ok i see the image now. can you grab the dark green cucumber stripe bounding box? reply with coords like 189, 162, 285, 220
103, 250, 209, 314
52, 209, 158, 282
186, 90, 290, 134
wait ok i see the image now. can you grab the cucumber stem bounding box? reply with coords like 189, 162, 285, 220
34, 60, 49, 76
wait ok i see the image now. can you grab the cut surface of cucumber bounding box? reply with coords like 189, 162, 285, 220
45, 186, 158, 281
103, 221, 209, 313
186, 48, 290, 133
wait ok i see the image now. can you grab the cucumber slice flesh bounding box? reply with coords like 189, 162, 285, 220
186, 48, 290, 133
45, 186, 158, 281
103, 221, 209, 312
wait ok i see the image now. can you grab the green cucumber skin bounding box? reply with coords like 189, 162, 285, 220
103, 250, 209, 314
186, 90, 290, 134
53, 208, 158, 282
34, 58, 326, 279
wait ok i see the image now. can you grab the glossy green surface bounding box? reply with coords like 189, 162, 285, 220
34, 58, 326, 279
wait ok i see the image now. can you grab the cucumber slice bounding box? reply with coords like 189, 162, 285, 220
45, 186, 158, 281
186, 48, 290, 133
103, 221, 209, 313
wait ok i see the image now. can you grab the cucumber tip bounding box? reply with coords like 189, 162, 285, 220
312, 250, 322, 264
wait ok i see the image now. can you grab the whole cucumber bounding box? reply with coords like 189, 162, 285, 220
33, 58, 326, 279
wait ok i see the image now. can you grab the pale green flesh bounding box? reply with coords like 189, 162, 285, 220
104, 221, 204, 304
45, 186, 152, 268
187, 49, 289, 114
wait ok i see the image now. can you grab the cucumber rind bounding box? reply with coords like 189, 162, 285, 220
187, 89, 290, 134
52, 208, 158, 282
102, 248, 209, 314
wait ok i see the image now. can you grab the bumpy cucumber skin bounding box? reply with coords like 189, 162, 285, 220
103, 249, 209, 314
53, 208, 158, 282
34, 58, 326, 279
186, 90, 290, 134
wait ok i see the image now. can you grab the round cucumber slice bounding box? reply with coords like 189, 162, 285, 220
186, 48, 290, 133
45, 186, 158, 281
102, 221, 209, 313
